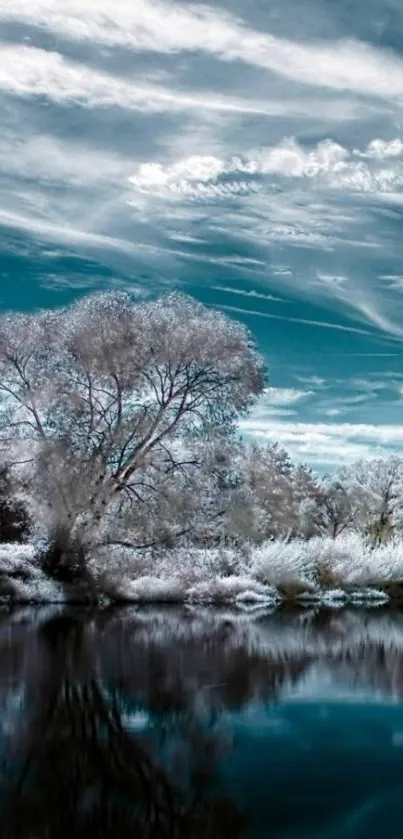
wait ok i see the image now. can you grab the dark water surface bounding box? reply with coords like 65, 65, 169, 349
1, 606, 403, 838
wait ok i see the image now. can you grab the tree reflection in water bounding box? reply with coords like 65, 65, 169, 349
0, 613, 247, 839
3, 605, 403, 838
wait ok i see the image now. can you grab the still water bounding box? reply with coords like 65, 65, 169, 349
1, 605, 403, 838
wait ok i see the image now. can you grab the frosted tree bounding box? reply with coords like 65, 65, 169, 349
227, 443, 322, 543
0, 292, 265, 584
0, 464, 31, 542
315, 479, 359, 539
292, 463, 324, 539
336, 456, 403, 544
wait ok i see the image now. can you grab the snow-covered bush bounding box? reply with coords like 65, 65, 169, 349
250, 539, 317, 595
2, 532, 403, 603
0, 543, 64, 602
250, 532, 403, 595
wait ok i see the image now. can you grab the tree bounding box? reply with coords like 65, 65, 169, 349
0, 612, 248, 838
0, 465, 31, 543
333, 456, 403, 544
226, 443, 322, 543
0, 292, 265, 586
315, 479, 358, 539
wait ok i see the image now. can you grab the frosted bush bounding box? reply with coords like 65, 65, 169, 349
0, 543, 64, 602
113, 576, 184, 602
66, 534, 403, 604
249, 533, 403, 597
313, 534, 403, 587
115, 574, 279, 605
4, 532, 403, 604
188, 575, 279, 605
250, 539, 317, 595
89, 544, 248, 599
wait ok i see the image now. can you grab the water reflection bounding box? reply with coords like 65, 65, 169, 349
1, 606, 403, 837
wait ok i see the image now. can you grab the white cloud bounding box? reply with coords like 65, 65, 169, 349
262, 387, 313, 406
324, 408, 342, 417
238, 417, 403, 466
212, 286, 283, 302
356, 138, 403, 159
129, 154, 260, 200
0, 207, 149, 252
4, 0, 403, 101
0, 132, 129, 186
272, 266, 293, 277
348, 296, 403, 338
128, 138, 403, 200
0, 45, 295, 117
316, 273, 347, 287
293, 267, 403, 342
294, 375, 326, 387
380, 275, 403, 290
219, 304, 371, 336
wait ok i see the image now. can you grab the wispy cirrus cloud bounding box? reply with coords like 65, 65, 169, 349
294, 375, 326, 387
3, 0, 403, 102
380, 275, 403, 291
212, 286, 284, 302
0, 45, 291, 116
219, 304, 372, 336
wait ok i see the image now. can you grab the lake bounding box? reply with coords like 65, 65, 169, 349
1, 605, 403, 838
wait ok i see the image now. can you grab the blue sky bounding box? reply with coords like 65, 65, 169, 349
1, 0, 403, 469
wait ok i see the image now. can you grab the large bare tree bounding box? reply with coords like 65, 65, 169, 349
0, 291, 265, 585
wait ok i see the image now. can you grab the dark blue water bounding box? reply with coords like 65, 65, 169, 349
1, 606, 403, 838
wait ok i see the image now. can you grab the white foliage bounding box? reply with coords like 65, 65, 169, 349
83, 532, 403, 604
0, 290, 265, 568
250, 532, 403, 590
2, 528, 403, 604
0, 543, 65, 602
251, 538, 317, 593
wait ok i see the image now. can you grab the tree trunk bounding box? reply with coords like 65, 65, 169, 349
39, 526, 99, 602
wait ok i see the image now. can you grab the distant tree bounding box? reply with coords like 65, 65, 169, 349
0, 292, 265, 586
225, 443, 322, 543
315, 480, 358, 539
333, 456, 403, 544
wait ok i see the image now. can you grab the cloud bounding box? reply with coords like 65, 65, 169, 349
380, 275, 403, 291
212, 286, 283, 302
356, 139, 403, 159
346, 296, 403, 338
239, 416, 403, 466
219, 304, 371, 335
128, 138, 403, 201
294, 375, 326, 387
0, 132, 130, 186
263, 387, 313, 406
4, 0, 403, 101
324, 409, 343, 417
237, 386, 313, 420
0, 45, 293, 116
0, 207, 147, 253
316, 273, 347, 288
39, 273, 147, 296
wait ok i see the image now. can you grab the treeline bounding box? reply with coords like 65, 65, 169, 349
0, 290, 400, 597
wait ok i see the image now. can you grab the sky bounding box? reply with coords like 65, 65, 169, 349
1, 1, 403, 470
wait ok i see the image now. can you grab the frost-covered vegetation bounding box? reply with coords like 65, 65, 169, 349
0, 290, 403, 604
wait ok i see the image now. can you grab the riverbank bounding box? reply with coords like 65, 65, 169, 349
2, 533, 403, 607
